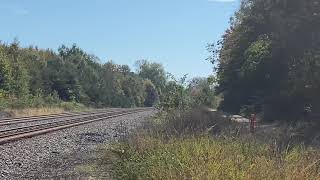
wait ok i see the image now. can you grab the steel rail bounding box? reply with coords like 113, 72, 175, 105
0, 111, 116, 133
0, 108, 150, 145
0, 108, 117, 121
0, 108, 133, 126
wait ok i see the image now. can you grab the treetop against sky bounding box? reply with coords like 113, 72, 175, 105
0, 0, 239, 78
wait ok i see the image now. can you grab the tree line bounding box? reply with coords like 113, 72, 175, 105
0, 40, 216, 110
213, 0, 320, 120
0, 41, 162, 109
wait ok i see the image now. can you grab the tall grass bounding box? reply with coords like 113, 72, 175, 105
108, 136, 320, 180
4, 102, 87, 117
8, 107, 65, 117
0, 90, 87, 117
100, 108, 320, 179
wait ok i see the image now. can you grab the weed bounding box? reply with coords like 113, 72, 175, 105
100, 108, 320, 179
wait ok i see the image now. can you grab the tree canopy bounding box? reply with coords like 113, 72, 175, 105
0, 42, 164, 109
214, 0, 320, 120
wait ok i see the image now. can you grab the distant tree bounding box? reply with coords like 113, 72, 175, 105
0, 47, 13, 92
135, 60, 167, 95
0, 41, 210, 110
188, 77, 217, 108
143, 80, 159, 107
7, 41, 30, 97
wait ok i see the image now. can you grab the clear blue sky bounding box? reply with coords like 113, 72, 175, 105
0, 0, 240, 78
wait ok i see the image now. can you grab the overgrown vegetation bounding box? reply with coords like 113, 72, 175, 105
100, 107, 320, 180
9, 107, 65, 117
0, 41, 161, 110
211, 0, 320, 120
2, 0, 319, 178
98, 0, 320, 175
111, 136, 320, 180
0, 40, 217, 114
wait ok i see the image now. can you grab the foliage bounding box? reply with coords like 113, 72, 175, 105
0, 42, 178, 109
159, 74, 218, 111
143, 80, 159, 107
110, 136, 320, 180
0, 48, 13, 92
188, 77, 217, 108
214, 0, 320, 120
135, 60, 167, 96
102, 106, 320, 180
105, 107, 320, 180
159, 74, 190, 111
0, 40, 218, 111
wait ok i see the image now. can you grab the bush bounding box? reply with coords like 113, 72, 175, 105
107, 136, 320, 180
99, 107, 320, 179
0, 89, 86, 115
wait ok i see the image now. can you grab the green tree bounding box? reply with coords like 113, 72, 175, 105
136, 60, 167, 96
188, 77, 217, 108
0, 47, 13, 92
7, 41, 30, 97
143, 80, 159, 107
214, 0, 320, 120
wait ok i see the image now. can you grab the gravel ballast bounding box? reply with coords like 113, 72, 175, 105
0, 110, 156, 180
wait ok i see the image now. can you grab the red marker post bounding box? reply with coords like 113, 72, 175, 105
250, 114, 256, 134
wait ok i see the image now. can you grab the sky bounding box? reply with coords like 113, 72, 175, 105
0, 0, 240, 78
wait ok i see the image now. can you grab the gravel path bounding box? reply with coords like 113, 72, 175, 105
0, 110, 156, 180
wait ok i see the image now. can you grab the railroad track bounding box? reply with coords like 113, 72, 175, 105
0, 108, 124, 126
0, 108, 151, 145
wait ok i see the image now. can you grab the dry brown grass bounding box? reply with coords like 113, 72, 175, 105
8, 107, 65, 117
102, 108, 320, 180
108, 135, 320, 180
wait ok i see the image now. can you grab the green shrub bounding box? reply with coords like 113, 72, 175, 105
107, 136, 320, 180
99, 107, 320, 180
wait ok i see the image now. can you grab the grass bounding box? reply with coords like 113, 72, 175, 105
8, 107, 65, 117
108, 136, 320, 180
4, 102, 88, 118
99, 108, 320, 180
